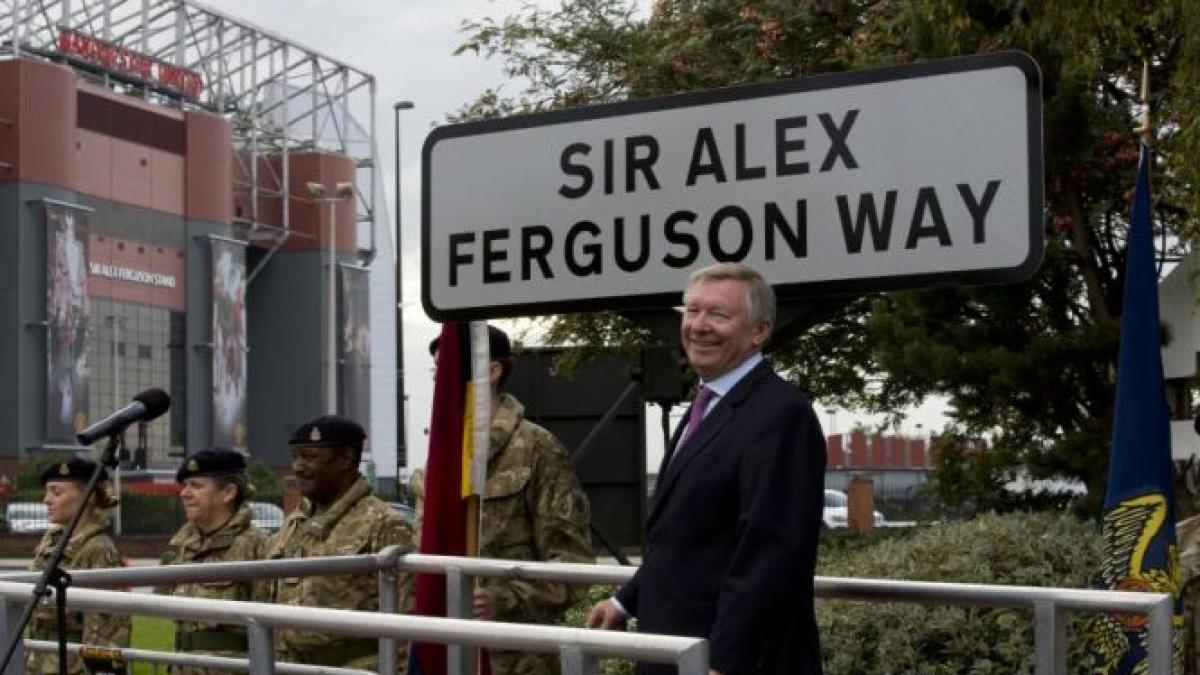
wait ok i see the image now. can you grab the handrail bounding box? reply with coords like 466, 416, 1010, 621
0, 548, 404, 587
0, 581, 709, 675
1, 551, 1172, 675
23, 640, 371, 674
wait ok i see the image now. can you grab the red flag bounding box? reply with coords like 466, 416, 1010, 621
411, 322, 470, 675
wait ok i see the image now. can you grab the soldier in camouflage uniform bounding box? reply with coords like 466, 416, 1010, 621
159, 449, 268, 674
265, 415, 414, 670
1180, 509, 1200, 675
431, 326, 594, 675
27, 458, 130, 675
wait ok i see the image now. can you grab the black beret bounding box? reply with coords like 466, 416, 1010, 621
428, 325, 512, 361
289, 415, 367, 450
176, 449, 248, 483
41, 457, 107, 485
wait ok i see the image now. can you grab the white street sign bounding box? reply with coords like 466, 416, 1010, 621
423, 52, 1043, 320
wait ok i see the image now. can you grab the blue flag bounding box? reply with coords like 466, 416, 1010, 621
1089, 144, 1182, 673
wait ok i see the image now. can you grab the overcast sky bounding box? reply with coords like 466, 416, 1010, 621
200, 0, 945, 471
197, 0, 575, 470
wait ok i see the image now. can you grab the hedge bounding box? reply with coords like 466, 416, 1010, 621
561, 511, 1103, 675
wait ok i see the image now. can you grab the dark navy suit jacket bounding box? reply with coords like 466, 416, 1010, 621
616, 359, 825, 675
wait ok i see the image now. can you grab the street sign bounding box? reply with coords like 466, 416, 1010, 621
423, 51, 1043, 321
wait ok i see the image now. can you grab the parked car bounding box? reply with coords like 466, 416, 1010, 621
822, 489, 885, 529
248, 501, 285, 533
7, 501, 49, 534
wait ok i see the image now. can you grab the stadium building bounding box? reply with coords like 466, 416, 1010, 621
0, 0, 398, 482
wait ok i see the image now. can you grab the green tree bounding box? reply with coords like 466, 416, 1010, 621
454, 0, 1200, 514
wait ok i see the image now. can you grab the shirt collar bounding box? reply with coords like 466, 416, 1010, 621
700, 352, 763, 399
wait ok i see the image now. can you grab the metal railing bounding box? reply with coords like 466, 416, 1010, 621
0, 550, 1173, 675
0, 580, 708, 675
24, 640, 371, 674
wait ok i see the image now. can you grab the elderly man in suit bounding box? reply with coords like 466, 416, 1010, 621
587, 262, 826, 675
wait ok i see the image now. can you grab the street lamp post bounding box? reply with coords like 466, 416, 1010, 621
105, 315, 127, 535
393, 100, 414, 475
306, 180, 355, 415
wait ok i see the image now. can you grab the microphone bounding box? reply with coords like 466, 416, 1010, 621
77, 388, 172, 446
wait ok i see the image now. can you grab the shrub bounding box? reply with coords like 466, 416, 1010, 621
817, 511, 1102, 674
118, 492, 185, 535
247, 458, 283, 502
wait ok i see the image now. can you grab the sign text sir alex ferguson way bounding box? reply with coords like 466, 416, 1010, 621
422, 52, 1043, 320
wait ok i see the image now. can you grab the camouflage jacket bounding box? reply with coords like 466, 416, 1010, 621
26, 511, 131, 675
481, 394, 595, 675
265, 477, 413, 669
1180, 514, 1200, 675
159, 504, 268, 668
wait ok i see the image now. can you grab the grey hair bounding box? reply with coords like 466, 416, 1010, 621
684, 262, 776, 327
211, 473, 255, 509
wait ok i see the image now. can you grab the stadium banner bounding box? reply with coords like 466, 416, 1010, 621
45, 200, 93, 442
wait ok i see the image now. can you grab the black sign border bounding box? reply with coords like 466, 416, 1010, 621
422, 51, 1044, 321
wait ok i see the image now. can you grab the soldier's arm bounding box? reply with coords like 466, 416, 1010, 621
377, 515, 416, 611
78, 541, 132, 647
262, 523, 293, 603
152, 542, 181, 595
377, 515, 414, 667
241, 530, 273, 604
492, 438, 594, 623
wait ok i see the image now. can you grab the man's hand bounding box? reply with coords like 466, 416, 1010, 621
472, 587, 496, 620
585, 599, 628, 630
709, 670, 723, 675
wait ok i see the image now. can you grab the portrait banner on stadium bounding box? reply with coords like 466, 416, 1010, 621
45, 200, 93, 442
210, 236, 247, 450
339, 264, 371, 429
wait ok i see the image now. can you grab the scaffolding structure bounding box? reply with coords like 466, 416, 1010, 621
0, 0, 379, 262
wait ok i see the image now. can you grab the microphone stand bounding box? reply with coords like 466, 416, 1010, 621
0, 433, 123, 675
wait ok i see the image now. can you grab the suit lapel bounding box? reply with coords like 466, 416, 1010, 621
654, 413, 688, 494
648, 360, 774, 526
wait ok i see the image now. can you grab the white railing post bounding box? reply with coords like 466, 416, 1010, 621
1033, 600, 1065, 675
1148, 596, 1173, 675
559, 645, 600, 675
246, 618, 276, 675
445, 570, 475, 675
675, 641, 709, 675
377, 566, 399, 675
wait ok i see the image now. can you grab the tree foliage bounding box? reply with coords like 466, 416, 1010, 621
454, 0, 1200, 514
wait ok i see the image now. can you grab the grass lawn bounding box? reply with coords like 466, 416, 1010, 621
130, 615, 173, 675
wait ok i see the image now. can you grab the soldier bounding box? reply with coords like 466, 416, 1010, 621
27, 458, 130, 675
159, 448, 267, 674
430, 326, 594, 675
265, 415, 414, 670
1182, 513, 1200, 675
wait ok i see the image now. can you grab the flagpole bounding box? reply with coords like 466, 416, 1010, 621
1137, 59, 1151, 146
467, 321, 491, 556
467, 321, 492, 675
